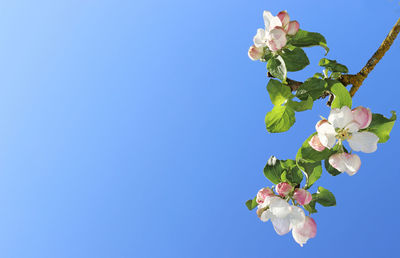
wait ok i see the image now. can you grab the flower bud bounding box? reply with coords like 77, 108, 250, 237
293, 189, 312, 205
329, 153, 361, 176
352, 106, 372, 129
287, 21, 299, 35
292, 216, 317, 247
277, 11, 290, 27
248, 45, 264, 61
256, 187, 274, 204
276, 182, 293, 197
308, 135, 326, 152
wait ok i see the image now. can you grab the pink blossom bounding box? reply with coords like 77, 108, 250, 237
308, 135, 326, 152
352, 106, 372, 129
276, 182, 293, 197
256, 187, 274, 204
292, 216, 317, 247
293, 189, 312, 205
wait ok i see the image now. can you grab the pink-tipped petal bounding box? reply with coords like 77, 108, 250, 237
276, 182, 293, 197
248, 45, 264, 61
308, 135, 326, 152
287, 21, 300, 35
277, 11, 290, 28
329, 153, 361, 176
352, 106, 372, 129
293, 189, 312, 205
268, 27, 287, 51
292, 217, 317, 247
256, 187, 274, 204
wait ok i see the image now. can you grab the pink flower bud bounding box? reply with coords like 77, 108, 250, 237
308, 135, 326, 152
277, 11, 290, 28
292, 216, 317, 247
293, 189, 312, 205
287, 21, 299, 35
329, 153, 361, 176
276, 182, 293, 197
256, 187, 274, 204
352, 106, 372, 129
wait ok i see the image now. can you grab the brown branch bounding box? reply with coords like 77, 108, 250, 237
268, 18, 400, 97
349, 17, 400, 96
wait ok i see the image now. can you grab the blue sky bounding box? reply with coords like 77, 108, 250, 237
0, 0, 398, 257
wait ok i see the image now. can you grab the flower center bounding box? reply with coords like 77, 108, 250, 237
336, 128, 351, 141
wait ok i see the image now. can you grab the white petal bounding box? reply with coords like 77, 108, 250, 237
329, 153, 361, 176
292, 217, 317, 247
263, 11, 274, 30
328, 106, 353, 129
271, 216, 291, 235
269, 197, 291, 218
253, 29, 267, 48
289, 206, 306, 228
345, 121, 360, 134
267, 27, 287, 51
348, 132, 379, 153
260, 210, 272, 222
317, 123, 336, 149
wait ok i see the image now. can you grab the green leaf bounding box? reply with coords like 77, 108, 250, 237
324, 159, 341, 176
296, 78, 327, 101
267, 55, 287, 82
245, 197, 258, 210
287, 95, 313, 112
329, 81, 352, 109
281, 167, 303, 185
262, 48, 273, 62
280, 47, 310, 72
296, 133, 334, 163
304, 200, 317, 214
267, 79, 293, 106
365, 111, 396, 143
318, 58, 349, 73
265, 106, 295, 133
290, 29, 329, 54
314, 186, 336, 207
298, 161, 322, 189
263, 156, 284, 184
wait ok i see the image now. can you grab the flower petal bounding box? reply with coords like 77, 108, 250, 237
329, 153, 361, 176
271, 216, 291, 235
292, 217, 317, 247
316, 122, 336, 149
348, 132, 379, 153
289, 206, 306, 228
253, 28, 267, 48
269, 197, 292, 218
263, 11, 282, 32
328, 106, 353, 129
352, 106, 372, 129
248, 45, 264, 61
277, 11, 290, 28
260, 210, 273, 222
267, 27, 287, 51
308, 135, 326, 152
287, 21, 299, 35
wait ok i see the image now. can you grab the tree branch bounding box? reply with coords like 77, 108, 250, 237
348, 17, 400, 96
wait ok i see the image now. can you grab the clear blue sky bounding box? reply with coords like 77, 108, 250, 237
0, 0, 398, 257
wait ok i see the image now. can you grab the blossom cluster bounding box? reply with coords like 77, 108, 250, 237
310, 106, 378, 176
256, 185, 316, 247
248, 11, 299, 60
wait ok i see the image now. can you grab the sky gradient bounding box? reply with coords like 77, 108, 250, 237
0, 0, 399, 257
